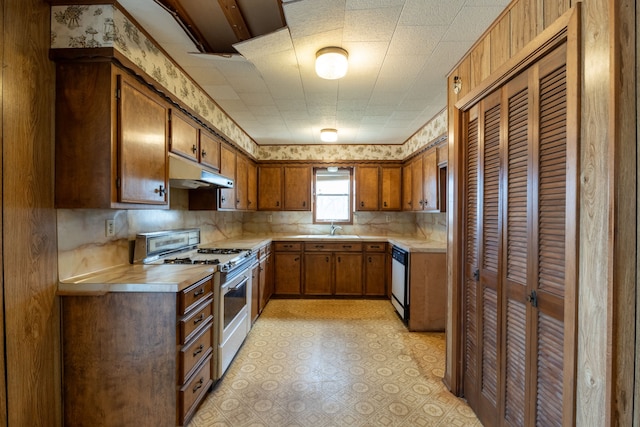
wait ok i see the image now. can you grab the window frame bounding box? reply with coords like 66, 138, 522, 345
312, 166, 353, 225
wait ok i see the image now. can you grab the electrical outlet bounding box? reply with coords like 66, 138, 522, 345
105, 219, 115, 237
385, 215, 391, 223
267, 214, 273, 223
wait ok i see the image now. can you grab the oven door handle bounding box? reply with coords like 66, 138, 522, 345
223, 276, 249, 294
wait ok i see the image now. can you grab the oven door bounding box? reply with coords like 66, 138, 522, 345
218, 270, 250, 377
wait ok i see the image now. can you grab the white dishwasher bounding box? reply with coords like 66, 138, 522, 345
391, 246, 409, 322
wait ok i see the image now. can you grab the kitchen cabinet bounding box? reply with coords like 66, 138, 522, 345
258, 244, 273, 312
355, 166, 379, 210
219, 144, 236, 210
303, 252, 332, 295
402, 163, 413, 210
251, 261, 260, 324
302, 242, 363, 296
61, 275, 214, 427
421, 149, 439, 211
258, 165, 311, 211
199, 130, 220, 171
284, 166, 311, 210
381, 166, 402, 210
273, 242, 302, 295
334, 252, 363, 295
404, 145, 444, 212
55, 61, 168, 209
364, 243, 387, 296
235, 154, 248, 210
170, 109, 199, 162
248, 161, 257, 211
356, 165, 402, 211
408, 252, 446, 331
258, 166, 283, 210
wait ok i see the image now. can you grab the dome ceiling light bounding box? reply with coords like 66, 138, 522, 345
315, 47, 348, 80
320, 128, 338, 142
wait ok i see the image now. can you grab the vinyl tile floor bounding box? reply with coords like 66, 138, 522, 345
188, 299, 482, 427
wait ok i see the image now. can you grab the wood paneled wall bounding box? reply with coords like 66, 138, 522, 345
446, 0, 639, 425
3, 1, 61, 426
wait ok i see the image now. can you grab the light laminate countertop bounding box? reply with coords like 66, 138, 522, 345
58, 235, 445, 295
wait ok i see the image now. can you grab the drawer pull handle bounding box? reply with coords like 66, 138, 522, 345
315, 245, 324, 249
193, 377, 204, 393
371, 245, 380, 249
193, 288, 205, 297
193, 313, 205, 325
342, 245, 352, 249
193, 344, 204, 357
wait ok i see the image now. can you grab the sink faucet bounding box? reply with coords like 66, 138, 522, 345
330, 223, 342, 235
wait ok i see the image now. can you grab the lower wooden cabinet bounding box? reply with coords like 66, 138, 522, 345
274, 240, 388, 298
273, 242, 302, 295
61, 275, 215, 427
408, 252, 446, 331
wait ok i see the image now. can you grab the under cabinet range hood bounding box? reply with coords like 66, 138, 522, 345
168, 155, 233, 189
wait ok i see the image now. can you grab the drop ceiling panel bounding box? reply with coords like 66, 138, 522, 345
119, 0, 509, 145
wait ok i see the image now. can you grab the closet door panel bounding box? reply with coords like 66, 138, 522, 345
477, 90, 502, 420
502, 71, 530, 427
463, 106, 480, 408
532, 44, 567, 427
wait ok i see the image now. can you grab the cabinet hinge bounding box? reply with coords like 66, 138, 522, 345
115, 88, 121, 99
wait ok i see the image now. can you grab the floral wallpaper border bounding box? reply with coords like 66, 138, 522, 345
51, 4, 447, 162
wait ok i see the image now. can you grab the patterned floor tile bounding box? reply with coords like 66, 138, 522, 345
188, 299, 481, 427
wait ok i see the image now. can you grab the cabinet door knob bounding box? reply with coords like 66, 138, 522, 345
325, 257, 329, 262
192, 144, 197, 154
384, 201, 387, 207
360, 201, 364, 207
221, 196, 226, 203
276, 201, 280, 207
302, 201, 306, 207
201, 149, 207, 158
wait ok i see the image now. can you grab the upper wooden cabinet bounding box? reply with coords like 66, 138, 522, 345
404, 144, 446, 212
169, 110, 199, 162
258, 165, 311, 211
355, 166, 379, 211
355, 165, 402, 211
198, 130, 220, 171
284, 166, 311, 210
258, 166, 283, 210
381, 166, 402, 211
218, 144, 236, 210
55, 61, 168, 209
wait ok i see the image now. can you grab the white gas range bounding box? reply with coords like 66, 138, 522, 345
133, 229, 256, 380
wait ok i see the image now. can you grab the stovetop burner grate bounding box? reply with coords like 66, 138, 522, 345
163, 257, 220, 265
197, 248, 244, 255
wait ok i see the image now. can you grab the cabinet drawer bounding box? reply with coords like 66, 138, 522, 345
179, 298, 213, 344
305, 242, 362, 252
179, 322, 213, 384
274, 242, 302, 251
365, 242, 386, 252
179, 276, 213, 315
178, 353, 213, 426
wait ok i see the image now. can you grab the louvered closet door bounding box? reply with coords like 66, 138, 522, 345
463, 105, 480, 410
463, 92, 503, 423
501, 71, 530, 427
528, 44, 568, 427
462, 42, 574, 427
